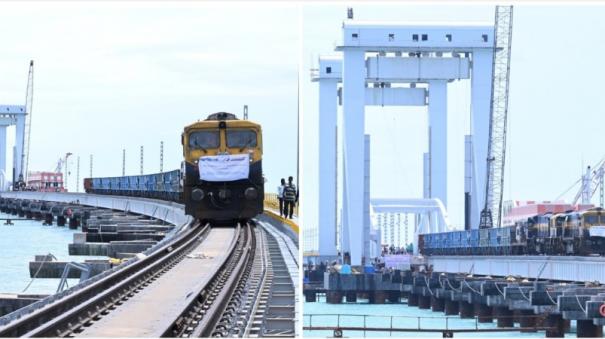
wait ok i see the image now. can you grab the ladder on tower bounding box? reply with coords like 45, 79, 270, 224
479, 6, 514, 229
22, 60, 34, 183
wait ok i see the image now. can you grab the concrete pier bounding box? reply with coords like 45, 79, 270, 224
29, 260, 110, 279
407, 293, 419, 306
519, 310, 537, 332
326, 291, 342, 304
474, 302, 492, 323
387, 291, 400, 303
459, 301, 474, 319
306, 267, 605, 338
370, 291, 386, 304
495, 307, 514, 327
345, 291, 357, 303
577, 320, 603, 338
304, 290, 317, 302
431, 296, 445, 312
57, 216, 66, 226
0, 294, 48, 317
418, 295, 431, 309
68, 240, 156, 257
545, 314, 565, 338
444, 299, 459, 315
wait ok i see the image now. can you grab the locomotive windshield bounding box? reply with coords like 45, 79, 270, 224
584, 215, 600, 226
226, 129, 257, 148
189, 130, 220, 149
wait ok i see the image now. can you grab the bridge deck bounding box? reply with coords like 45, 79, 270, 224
76, 228, 234, 337
427, 255, 605, 283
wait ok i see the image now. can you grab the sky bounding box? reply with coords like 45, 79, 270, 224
2, 2, 605, 253
0, 2, 300, 193
300, 4, 605, 251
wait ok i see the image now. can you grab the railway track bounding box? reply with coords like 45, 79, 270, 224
0, 217, 296, 337
0, 220, 251, 337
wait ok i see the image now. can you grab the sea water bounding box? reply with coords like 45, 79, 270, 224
304, 296, 574, 338
0, 212, 106, 295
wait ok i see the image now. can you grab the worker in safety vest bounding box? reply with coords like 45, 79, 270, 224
277, 178, 286, 217
282, 176, 298, 219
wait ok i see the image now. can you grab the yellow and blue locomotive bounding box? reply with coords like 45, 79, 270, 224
181, 112, 264, 224
84, 112, 264, 224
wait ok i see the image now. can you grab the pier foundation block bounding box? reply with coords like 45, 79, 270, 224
408, 293, 419, 307
519, 310, 537, 332
459, 301, 474, 319
345, 291, 357, 303
444, 299, 459, 315
387, 291, 400, 303
513, 310, 522, 324
495, 307, 514, 328
304, 291, 316, 302
564, 319, 571, 333
545, 314, 565, 338
69, 218, 80, 229
474, 302, 492, 323
326, 291, 343, 304
577, 319, 603, 338
370, 291, 386, 304
43, 214, 53, 225
418, 295, 431, 309
431, 297, 445, 312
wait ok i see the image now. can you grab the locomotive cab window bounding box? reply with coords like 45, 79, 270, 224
226, 129, 257, 148
584, 215, 599, 226
189, 130, 220, 149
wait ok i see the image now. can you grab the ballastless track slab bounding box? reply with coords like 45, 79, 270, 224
76, 228, 235, 337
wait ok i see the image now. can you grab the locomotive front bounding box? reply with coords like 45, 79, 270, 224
181, 112, 264, 224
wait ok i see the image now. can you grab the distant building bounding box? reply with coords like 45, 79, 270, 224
27, 171, 66, 192
502, 200, 594, 227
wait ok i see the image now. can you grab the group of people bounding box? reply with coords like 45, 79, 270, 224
277, 176, 298, 219
382, 245, 409, 256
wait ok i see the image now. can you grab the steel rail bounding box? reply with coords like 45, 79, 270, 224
0, 220, 207, 337
161, 223, 244, 337
209, 223, 261, 337
190, 223, 254, 338
243, 227, 270, 337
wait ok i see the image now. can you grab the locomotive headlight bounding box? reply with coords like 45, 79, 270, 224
244, 187, 258, 200
192, 188, 204, 201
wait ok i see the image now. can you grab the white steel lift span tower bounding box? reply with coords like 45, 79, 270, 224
0, 60, 34, 190
311, 8, 514, 265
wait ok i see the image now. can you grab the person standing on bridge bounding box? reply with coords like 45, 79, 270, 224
277, 178, 286, 217
283, 176, 298, 219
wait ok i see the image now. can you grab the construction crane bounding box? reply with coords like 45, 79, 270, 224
479, 6, 514, 229
54, 152, 72, 188
574, 161, 605, 207
554, 157, 605, 208
22, 60, 34, 184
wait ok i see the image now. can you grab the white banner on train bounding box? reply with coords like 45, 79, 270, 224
198, 154, 250, 182
589, 226, 605, 238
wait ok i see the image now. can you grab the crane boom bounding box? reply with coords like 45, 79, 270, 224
22, 60, 34, 183
479, 6, 514, 229
572, 160, 605, 207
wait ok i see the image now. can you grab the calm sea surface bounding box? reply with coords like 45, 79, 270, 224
304, 296, 576, 338
0, 212, 106, 295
